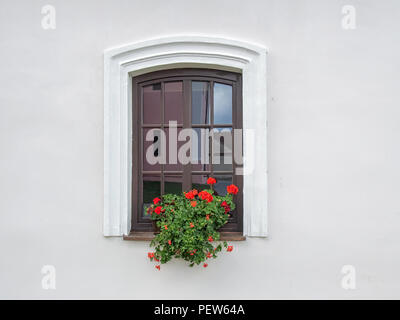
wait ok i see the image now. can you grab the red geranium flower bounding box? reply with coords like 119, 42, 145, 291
207, 177, 216, 185
203, 263, 208, 268
190, 201, 197, 207
220, 200, 231, 213
155, 265, 160, 270
208, 236, 214, 242
227, 184, 239, 195
154, 206, 162, 214
192, 189, 198, 196
199, 190, 213, 203
148, 252, 154, 259
227, 245, 233, 252
205, 214, 210, 221
185, 191, 195, 200
206, 252, 213, 258
168, 240, 172, 245
164, 225, 168, 230
153, 197, 161, 205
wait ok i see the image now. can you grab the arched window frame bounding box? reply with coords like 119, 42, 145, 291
104, 36, 268, 238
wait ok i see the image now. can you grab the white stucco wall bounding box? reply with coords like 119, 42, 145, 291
1, 0, 400, 299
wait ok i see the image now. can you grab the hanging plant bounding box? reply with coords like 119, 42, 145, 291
146, 177, 238, 269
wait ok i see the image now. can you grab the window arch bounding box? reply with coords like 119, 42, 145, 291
103, 36, 268, 237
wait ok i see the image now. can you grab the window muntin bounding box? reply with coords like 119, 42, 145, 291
132, 69, 243, 233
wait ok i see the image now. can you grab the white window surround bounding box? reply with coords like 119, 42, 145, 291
104, 35, 268, 237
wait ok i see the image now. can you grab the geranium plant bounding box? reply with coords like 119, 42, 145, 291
146, 177, 238, 269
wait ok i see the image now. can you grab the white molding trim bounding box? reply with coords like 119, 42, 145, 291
104, 35, 268, 237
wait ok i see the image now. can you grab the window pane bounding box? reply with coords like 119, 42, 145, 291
212, 128, 233, 172
164, 175, 183, 195
143, 83, 161, 124
213, 83, 232, 124
142, 128, 162, 171
143, 175, 161, 218
192, 174, 211, 191
191, 128, 210, 171
164, 128, 183, 172
213, 175, 232, 197
165, 81, 183, 125
192, 81, 210, 124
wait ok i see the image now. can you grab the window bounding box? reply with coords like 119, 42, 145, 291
104, 36, 267, 238
131, 69, 243, 234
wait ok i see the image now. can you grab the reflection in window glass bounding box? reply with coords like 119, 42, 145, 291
142, 128, 162, 172
192, 81, 210, 124
213, 83, 232, 124
143, 83, 161, 124
192, 174, 211, 191
213, 175, 232, 197
165, 82, 183, 124
212, 128, 233, 172
164, 128, 183, 172
164, 176, 183, 195
191, 128, 210, 171
143, 175, 161, 218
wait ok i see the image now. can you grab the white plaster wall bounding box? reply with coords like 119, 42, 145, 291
1, 0, 400, 299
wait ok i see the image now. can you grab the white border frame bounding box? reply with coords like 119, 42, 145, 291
104, 35, 268, 237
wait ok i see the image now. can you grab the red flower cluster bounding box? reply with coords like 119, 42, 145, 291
221, 201, 231, 214
199, 190, 213, 203
227, 184, 239, 195
154, 206, 163, 215
185, 189, 197, 200
207, 177, 216, 185
148, 176, 237, 269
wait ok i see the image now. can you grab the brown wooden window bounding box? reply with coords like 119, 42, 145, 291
131, 69, 243, 236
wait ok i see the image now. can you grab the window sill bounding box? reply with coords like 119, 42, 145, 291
123, 232, 246, 241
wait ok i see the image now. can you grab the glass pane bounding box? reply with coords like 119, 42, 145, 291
143, 83, 161, 124
143, 175, 161, 218
192, 81, 210, 124
142, 128, 162, 171
213, 83, 232, 124
191, 128, 210, 171
164, 175, 183, 195
164, 128, 183, 172
192, 174, 211, 191
213, 175, 232, 197
212, 128, 233, 172
165, 81, 183, 124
